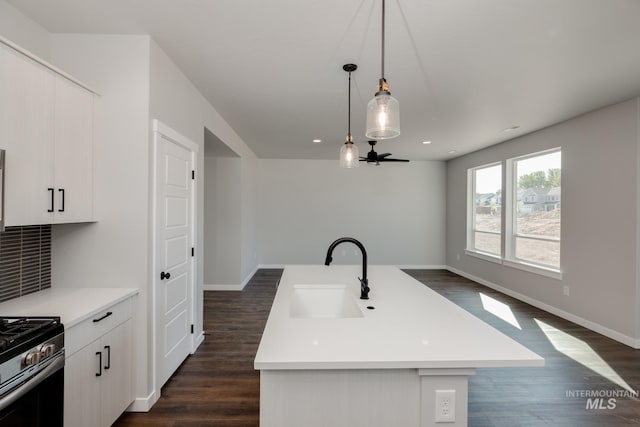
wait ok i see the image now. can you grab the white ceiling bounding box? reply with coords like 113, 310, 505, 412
9, 0, 640, 161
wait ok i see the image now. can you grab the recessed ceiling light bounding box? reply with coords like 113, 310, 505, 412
448, 150, 457, 154
502, 125, 520, 133
312, 139, 322, 143
421, 140, 432, 145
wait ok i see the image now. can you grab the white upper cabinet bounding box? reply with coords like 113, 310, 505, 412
0, 40, 94, 226
53, 73, 94, 223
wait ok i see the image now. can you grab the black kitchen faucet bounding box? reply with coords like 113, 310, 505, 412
324, 237, 370, 300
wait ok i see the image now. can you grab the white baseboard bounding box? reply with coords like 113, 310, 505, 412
126, 390, 157, 412
257, 264, 447, 270
192, 331, 205, 353
397, 264, 448, 270
446, 266, 640, 349
204, 284, 244, 291
203, 265, 260, 291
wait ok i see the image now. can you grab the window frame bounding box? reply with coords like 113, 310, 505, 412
466, 148, 562, 280
466, 161, 503, 263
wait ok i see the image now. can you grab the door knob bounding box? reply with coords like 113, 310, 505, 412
160, 271, 171, 280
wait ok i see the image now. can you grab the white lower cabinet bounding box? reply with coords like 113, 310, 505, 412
64, 299, 134, 427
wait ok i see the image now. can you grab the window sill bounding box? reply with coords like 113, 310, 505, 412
464, 250, 562, 280
503, 259, 562, 280
465, 249, 502, 264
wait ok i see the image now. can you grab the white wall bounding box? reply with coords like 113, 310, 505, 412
446, 98, 640, 344
257, 160, 446, 267
0, 1, 50, 60
204, 156, 242, 285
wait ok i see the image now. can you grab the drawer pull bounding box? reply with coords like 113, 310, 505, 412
104, 345, 111, 370
92, 311, 113, 323
95, 351, 102, 377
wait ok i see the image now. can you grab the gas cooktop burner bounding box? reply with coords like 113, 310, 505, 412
0, 317, 61, 353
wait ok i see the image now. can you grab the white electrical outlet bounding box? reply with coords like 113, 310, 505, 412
435, 389, 456, 423
563, 285, 570, 296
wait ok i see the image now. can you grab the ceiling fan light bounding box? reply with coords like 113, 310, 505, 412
340, 142, 359, 168
365, 92, 400, 139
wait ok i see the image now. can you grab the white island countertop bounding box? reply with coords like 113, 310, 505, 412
0, 287, 138, 328
255, 265, 543, 370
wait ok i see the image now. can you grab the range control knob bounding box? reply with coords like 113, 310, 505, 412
40, 343, 56, 358
24, 351, 41, 366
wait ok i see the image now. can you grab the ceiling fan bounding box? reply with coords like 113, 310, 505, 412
360, 140, 409, 165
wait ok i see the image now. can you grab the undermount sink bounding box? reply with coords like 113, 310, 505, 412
290, 284, 364, 319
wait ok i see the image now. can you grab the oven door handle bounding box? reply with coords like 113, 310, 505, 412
0, 353, 65, 411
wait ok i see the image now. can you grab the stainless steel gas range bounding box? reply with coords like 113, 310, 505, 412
0, 317, 64, 427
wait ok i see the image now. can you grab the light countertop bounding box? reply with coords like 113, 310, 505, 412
254, 265, 544, 370
0, 287, 138, 329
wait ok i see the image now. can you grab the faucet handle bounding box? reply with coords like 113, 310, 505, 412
357, 277, 370, 300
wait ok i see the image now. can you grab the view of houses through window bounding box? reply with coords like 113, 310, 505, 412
510, 149, 561, 269
468, 148, 561, 274
470, 164, 502, 256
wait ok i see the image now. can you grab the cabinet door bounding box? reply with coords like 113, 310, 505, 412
0, 43, 55, 226
64, 340, 102, 427
53, 75, 94, 223
101, 320, 133, 426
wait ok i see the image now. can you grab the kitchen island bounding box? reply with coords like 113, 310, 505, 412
254, 265, 543, 427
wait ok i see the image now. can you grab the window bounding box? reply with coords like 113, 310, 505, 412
507, 149, 561, 270
467, 163, 502, 257
466, 148, 561, 278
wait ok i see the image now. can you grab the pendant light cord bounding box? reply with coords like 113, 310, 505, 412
381, 0, 385, 80
348, 70, 352, 140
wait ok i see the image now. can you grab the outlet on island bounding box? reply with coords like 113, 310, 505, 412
435, 389, 456, 423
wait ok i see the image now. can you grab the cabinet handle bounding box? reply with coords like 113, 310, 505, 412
160, 271, 171, 280
104, 345, 111, 370
58, 188, 65, 212
92, 311, 113, 323
95, 351, 102, 377
47, 188, 54, 212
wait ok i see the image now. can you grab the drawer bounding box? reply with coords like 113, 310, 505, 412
65, 297, 132, 357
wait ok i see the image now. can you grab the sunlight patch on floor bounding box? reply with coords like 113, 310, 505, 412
479, 293, 522, 329
535, 318, 635, 393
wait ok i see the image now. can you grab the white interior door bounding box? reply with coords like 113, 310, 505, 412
154, 123, 196, 391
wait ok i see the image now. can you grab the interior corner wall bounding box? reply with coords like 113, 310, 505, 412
446, 98, 640, 343
241, 156, 258, 282
256, 159, 446, 267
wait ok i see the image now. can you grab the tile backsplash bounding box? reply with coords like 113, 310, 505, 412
0, 225, 51, 303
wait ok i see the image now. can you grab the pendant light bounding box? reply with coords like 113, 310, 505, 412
365, 0, 400, 139
340, 63, 360, 168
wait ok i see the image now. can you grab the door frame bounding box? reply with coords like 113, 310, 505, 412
150, 119, 199, 403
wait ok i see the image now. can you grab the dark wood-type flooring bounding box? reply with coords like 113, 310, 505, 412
114, 269, 640, 426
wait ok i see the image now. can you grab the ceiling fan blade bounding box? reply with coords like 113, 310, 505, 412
377, 153, 392, 159
378, 158, 410, 162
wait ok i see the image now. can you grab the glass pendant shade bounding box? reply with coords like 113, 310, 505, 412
365, 92, 400, 139
340, 142, 360, 168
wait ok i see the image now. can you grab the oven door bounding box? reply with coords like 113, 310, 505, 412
0, 352, 64, 427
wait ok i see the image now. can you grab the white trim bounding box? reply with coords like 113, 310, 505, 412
242, 265, 259, 286
395, 264, 448, 269
0, 35, 98, 94
503, 259, 562, 280
192, 331, 205, 354
152, 120, 199, 153
150, 119, 199, 407
126, 390, 158, 412
446, 266, 640, 349
203, 265, 259, 291
465, 249, 502, 264
204, 284, 245, 291
256, 264, 445, 270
